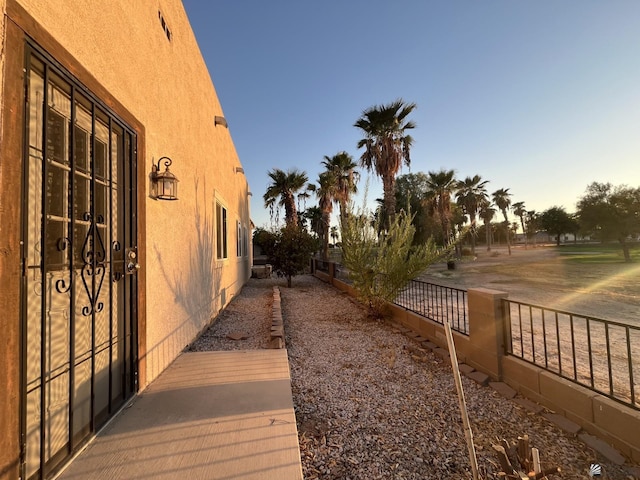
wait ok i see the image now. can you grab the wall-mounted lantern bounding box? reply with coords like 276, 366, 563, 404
150, 156, 179, 201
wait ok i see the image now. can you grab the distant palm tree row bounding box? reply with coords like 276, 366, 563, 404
263, 98, 534, 259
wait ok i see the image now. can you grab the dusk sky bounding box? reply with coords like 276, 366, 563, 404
182, 1, 640, 230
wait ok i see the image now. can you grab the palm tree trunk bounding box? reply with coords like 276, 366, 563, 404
382, 175, 396, 230
520, 217, 527, 249
502, 212, 511, 255
322, 212, 330, 261
285, 194, 298, 226
469, 214, 477, 256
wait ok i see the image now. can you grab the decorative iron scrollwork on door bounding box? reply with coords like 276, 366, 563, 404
80, 212, 106, 316
54, 237, 72, 294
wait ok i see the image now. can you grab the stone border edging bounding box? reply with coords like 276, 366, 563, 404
270, 286, 285, 349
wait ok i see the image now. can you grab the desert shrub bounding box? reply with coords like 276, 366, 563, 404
341, 203, 447, 316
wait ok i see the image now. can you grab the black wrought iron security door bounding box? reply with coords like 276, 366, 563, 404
21, 46, 138, 480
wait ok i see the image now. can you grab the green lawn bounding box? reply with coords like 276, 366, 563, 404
555, 242, 640, 263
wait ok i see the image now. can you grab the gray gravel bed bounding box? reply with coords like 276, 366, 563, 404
189, 274, 639, 479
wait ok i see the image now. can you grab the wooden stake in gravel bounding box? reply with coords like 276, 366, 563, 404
444, 320, 480, 480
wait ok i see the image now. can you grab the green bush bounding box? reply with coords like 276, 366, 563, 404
341, 205, 447, 316
259, 225, 319, 287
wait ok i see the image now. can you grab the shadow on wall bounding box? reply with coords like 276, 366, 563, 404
155, 179, 222, 328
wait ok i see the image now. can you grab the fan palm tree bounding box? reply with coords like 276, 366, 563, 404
315, 171, 338, 261
303, 206, 323, 239
322, 151, 359, 223
492, 188, 512, 255
425, 169, 457, 245
263, 168, 308, 226
330, 226, 339, 245
354, 99, 417, 229
512, 201, 528, 249
455, 175, 488, 255
478, 198, 496, 251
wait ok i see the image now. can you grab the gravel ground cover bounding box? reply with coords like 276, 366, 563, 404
187, 274, 639, 480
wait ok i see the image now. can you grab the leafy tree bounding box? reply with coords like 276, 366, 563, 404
340, 202, 444, 317
354, 99, 417, 228
512, 201, 527, 248
253, 227, 277, 254
455, 175, 488, 255
540, 206, 576, 246
526, 210, 540, 246
426, 169, 457, 245
492, 188, 512, 255
577, 182, 640, 262
263, 168, 308, 226
322, 151, 359, 222
394, 173, 436, 245
450, 204, 467, 252
262, 224, 319, 287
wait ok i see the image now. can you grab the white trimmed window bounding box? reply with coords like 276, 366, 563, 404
216, 202, 227, 259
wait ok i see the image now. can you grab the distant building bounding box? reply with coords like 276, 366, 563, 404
0, 1, 252, 478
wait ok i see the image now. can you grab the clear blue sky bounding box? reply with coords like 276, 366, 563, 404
182, 1, 640, 230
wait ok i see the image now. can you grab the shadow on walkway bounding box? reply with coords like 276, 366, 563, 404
56, 350, 303, 480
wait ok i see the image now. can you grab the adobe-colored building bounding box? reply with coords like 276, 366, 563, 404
0, 1, 252, 478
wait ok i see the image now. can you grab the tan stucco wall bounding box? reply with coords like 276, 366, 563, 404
14, 0, 251, 385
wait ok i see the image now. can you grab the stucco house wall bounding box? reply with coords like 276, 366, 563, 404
0, 1, 251, 477
12, 0, 251, 384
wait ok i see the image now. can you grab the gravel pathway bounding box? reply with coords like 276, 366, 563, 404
187, 274, 639, 480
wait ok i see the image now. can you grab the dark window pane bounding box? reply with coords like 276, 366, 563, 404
95, 182, 107, 223
47, 109, 67, 165
74, 126, 88, 172
94, 140, 107, 179
46, 165, 67, 218
74, 174, 89, 221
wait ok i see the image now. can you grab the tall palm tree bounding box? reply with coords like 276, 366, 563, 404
354, 99, 417, 228
512, 201, 528, 249
263, 168, 308, 226
492, 188, 512, 255
478, 198, 496, 251
322, 151, 359, 223
315, 171, 338, 261
425, 169, 457, 245
330, 226, 339, 245
303, 206, 323, 239
455, 175, 488, 255
527, 210, 539, 247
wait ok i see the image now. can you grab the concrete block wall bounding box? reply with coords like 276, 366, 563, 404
313, 260, 640, 464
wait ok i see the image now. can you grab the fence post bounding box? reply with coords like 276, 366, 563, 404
328, 262, 336, 283
467, 288, 509, 380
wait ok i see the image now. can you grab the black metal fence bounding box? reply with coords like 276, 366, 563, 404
318, 259, 638, 409
505, 299, 639, 410
394, 279, 469, 335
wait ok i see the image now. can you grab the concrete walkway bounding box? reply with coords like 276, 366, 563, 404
56, 350, 303, 480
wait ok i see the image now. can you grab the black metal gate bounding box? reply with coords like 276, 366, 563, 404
21, 44, 138, 480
